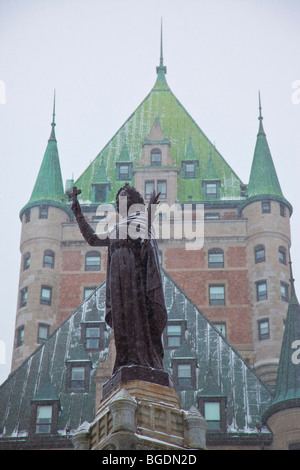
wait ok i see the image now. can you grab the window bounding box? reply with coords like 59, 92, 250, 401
204, 402, 221, 430
71, 366, 85, 389
256, 281, 267, 301
85, 251, 101, 271
258, 319, 270, 340
151, 149, 162, 166
40, 286, 52, 306
157, 180, 167, 199
209, 285, 225, 306
23, 252, 30, 271
205, 213, 220, 220
24, 209, 31, 223
43, 250, 55, 269
145, 180, 155, 199
35, 405, 52, 434
85, 326, 101, 349
16, 326, 24, 347
213, 323, 227, 337
117, 163, 131, 180
20, 287, 28, 308
262, 201, 271, 213
167, 324, 182, 348
66, 361, 91, 393
177, 364, 192, 388
278, 246, 287, 265
280, 203, 285, 217
182, 161, 198, 178
84, 287, 97, 299
254, 245, 265, 264
280, 282, 289, 302
39, 205, 48, 219
38, 324, 49, 344
208, 249, 224, 268
93, 184, 108, 203
205, 183, 218, 199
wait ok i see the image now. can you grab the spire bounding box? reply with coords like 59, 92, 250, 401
49, 89, 56, 142
153, 19, 169, 91
247, 92, 284, 199
20, 95, 67, 219
263, 257, 300, 422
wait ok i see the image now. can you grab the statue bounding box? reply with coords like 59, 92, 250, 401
70, 184, 167, 375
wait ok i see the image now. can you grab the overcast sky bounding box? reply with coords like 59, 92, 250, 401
0, 0, 299, 385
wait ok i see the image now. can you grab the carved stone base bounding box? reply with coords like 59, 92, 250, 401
72, 380, 207, 451
102, 365, 173, 398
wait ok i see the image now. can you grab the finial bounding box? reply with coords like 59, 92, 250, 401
156, 19, 167, 75
48, 89, 57, 141
52, 89, 56, 128
160, 18, 164, 67
258, 90, 263, 122
257, 91, 265, 135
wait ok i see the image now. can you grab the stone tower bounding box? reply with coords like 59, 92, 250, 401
239, 94, 293, 384
12, 94, 72, 372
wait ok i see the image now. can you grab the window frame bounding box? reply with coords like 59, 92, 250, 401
213, 322, 227, 338
40, 285, 53, 306
20, 286, 28, 308
164, 320, 186, 350
280, 281, 289, 302
145, 180, 155, 200
262, 201, 271, 213
205, 182, 218, 200
39, 205, 48, 219
37, 323, 50, 344
172, 358, 197, 390
16, 325, 24, 347
150, 148, 162, 166
256, 280, 267, 302
81, 321, 106, 351
208, 248, 224, 269
209, 285, 225, 306
258, 318, 270, 340
278, 246, 287, 265
85, 251, 101, 271
65, 360, 92, 393
198, 396, 227, 432
43, 250, 55, 269
157, 180, 167, 199
254, 245, 265, 264
23, 252, 31, 271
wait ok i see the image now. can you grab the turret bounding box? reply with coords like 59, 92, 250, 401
12, 93, 72, 371
239, 94, 293, 384
262, 261, 300, 449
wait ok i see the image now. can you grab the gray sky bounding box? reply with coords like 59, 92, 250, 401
0, 0, 299, 385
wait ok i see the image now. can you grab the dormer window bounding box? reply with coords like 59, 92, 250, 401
198, 397, 227, 432
182, 161, 198, 179
65, 360, 92, 393
151, 149, 162, 166
164, 320, 186, 349
116, 162, 132, 181
205, 183, 218, 199
35, 405, 53, 434
81, 321, 106, 351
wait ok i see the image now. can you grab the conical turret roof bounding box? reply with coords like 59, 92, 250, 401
20, 93, 71, 219
263, 261, 300, 422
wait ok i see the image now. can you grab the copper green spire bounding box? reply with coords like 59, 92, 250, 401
247, 93, 284, 199
19, 93, 69, 220
153, 19, 169, 91
263, 259, 300, 422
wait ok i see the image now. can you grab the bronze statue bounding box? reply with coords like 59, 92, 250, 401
71, 184, 167, 374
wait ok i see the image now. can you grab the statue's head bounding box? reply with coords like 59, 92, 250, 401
116, 183, 145, 214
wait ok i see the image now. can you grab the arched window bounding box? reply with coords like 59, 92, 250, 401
85, 251, 101, 271
43, 250, 55, 269
151, 149, 162, 166
208, 249, 224, 268
254, 245, 265, 264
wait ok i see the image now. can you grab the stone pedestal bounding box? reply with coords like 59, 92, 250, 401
72, 369, 207, 451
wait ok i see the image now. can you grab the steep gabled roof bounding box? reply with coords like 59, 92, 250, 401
75, 51, 243, 205
0, 270, 273, 447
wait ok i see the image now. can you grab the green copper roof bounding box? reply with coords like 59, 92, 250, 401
75, 47, 243, 204
20, 94, 70, 220
263, 262, 300, 422
247, 94, 284, 199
